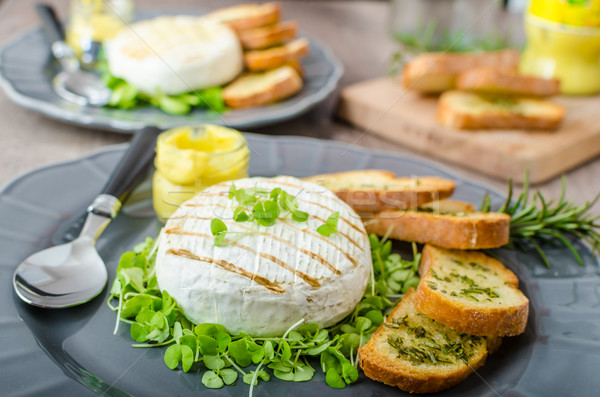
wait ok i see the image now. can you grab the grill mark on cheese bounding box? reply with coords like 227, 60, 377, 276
166, 248, 285, 294
165, 227, 321, 288
230, 222, 342, 275
278, 219, 358, 267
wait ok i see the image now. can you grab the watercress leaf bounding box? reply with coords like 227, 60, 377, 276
120, 268, 145, 292
338, 333, 360, 356
220, 368, 238, 385
264, 341, 275, 360
293, 362, 315, 382
325, 367, 346, 389
215, 332, 231, 353
203, 354, 225, 370
320, 351, 340, 373
178, 335, 197, 353
109, 277, 121, 296
314, 329, 329, 343
277, 339, 292, 362
195, 323, 229, 336
316, 224, 337, 237
355, 316, 372, 333
202, 370, 224, 389
164, 344, 182, 370
173, 321, 183, 341
228, 183, 236, 199
297, 323, 319, 335
258, 370, 271, 382
327, 211, 340, 228
292, 210, 309, 222
121, 294, 153, 318
243, 371, 264, 385
327, 347, 350, 365
158, 95, 191, 115
150, 311, 166, 329
130, 322, 148, 342
287, 331, 303, 343
270, 187, 282, 201
135, 308, 155, 324
197, 335, 218, 356
210, 218, 228, 236
180, 344, 194, 372
213, 233, 226, 247
340, 324, 357, 334
233, 207, 249, 222
342, 362, 359, 384
228, 339, 252, 367
273, 370, 294, 381
268, 361, 292, 373
305, 341, 332, 356
250, 344, 264, 364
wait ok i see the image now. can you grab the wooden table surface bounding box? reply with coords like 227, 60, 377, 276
1, 0, 598, 215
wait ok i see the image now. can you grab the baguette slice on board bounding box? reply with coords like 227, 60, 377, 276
402, 50, 520, 93
364, 200, 510, 249
207, 2, 280, 31
438, 90, 565, 130
457, 66, 560, 97
336, 76, 600, 183
415, 245, 529, 337
359, 289, 497, 394
302, 170, 455, 213
222, 65, 303, 108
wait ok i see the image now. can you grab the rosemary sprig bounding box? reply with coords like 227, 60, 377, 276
482, 175, 600, 267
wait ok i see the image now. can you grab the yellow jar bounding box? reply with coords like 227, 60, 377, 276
66, 0, 133, 62
152, 125, 250, 222
520, 0, 600, 95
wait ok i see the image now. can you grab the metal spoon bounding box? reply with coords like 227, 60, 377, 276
13, 127, 162, 308
36, 4, 111, 106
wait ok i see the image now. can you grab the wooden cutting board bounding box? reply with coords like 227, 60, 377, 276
337, 77, 600, 183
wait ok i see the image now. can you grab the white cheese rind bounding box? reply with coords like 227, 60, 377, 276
106, 16, 243, 95
156, 176, 372, 336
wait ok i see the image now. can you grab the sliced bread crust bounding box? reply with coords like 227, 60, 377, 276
415, 245, 529, 337
238, 21, 298, 50
303, 170, 455, 213
222, 65, 303, 108
364, 202, 510, 249
359, 289, 491, 394
402, 50, 520, 93
456, 66, 560, 97
437, 90, 565, 130
208, 2, 281, 31
244, 38, 309, 71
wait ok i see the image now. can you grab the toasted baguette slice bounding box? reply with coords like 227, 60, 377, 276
238, 21, 298, 50
302, 170, 455, 213
415, 245, 529, 337
438, 90, 565, 130
457, 66, 560, 97
222, 65, 302, 108
364, 200, 510, 249
359, 289, 495, 394
244, 38, 309, 71
207, 2, 280, 31
402, 50, 520, 94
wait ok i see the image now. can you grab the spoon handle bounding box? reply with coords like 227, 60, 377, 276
100, 127, 162, 204
36, 4, 65, 44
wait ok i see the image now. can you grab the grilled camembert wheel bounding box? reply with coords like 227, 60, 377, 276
156, 176, 372, 336
106, 16, 243, 95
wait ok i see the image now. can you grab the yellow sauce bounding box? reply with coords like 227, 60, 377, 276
152, 125, 249, 222
520, 0, 600, 95
66, 0, 133, 58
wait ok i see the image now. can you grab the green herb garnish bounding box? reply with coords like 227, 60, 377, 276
108, 234, 420, 392
480, 175, 600, 267
317, 212, 340, 237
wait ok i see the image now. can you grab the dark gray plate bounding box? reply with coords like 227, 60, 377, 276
2, 134, 599, 396
0, 15, 342, 133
